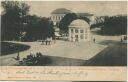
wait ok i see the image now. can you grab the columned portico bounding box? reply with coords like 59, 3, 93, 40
68, 19, 90, 42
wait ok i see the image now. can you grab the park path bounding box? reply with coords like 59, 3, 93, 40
0, 40, 106, 66
0, 35, 123, 66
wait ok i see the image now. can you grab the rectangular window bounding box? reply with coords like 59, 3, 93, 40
75, 35, 78, 38
80, 34, 84, 39
75, 29, 78, 33
71, 29, 74, 33
80, 30, 83, 33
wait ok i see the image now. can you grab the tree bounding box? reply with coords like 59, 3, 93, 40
24, 15, 54, 41
59, 13, 77, 35
1, 1, 30, 40
78, 16, 90, 25
90, 15, 127, 35
102, 16, 127, 35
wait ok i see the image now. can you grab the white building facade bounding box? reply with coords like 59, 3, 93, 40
51, 8, 73, 37
51, 8, 73, 26
51, 14, 65, 26
68, 19, 90, 42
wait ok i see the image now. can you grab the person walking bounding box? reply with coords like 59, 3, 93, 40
47, 38, 50, 45
46, 38, 48, 45
17, 52, 20, 60
121, 37, 123, 42
93, 38, 96, 43
41, 40, 44, 45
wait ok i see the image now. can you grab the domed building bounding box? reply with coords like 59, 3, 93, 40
68, 19, 90, 42
51, 8, 93, 39
51, 8, 73, 26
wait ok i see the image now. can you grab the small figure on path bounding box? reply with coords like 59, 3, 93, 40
47, 38, 50, 45
41, 40, 44, 45
121, 38, 123, 42
17, 52, 20, 60
46, 40, 48, 45
93, 38, 96, 43
123, 35, 127, 40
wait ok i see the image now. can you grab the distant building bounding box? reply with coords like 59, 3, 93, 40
51, 8, 73, 26
68, 19, 90, 42
50, 8, 94, 39
51, 8, 73, 37
51, 8, 94, 26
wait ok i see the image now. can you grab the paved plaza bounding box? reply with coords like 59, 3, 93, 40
0, 35, 126, 66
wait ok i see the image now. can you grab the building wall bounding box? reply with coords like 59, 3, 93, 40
51, 14, 65, 26
69, 27, 90, 42
51, 13, 95, 26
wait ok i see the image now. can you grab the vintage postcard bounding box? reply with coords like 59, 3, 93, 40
0, 0, 127, 81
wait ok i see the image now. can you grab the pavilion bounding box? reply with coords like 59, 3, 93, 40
68, 19, 90, 42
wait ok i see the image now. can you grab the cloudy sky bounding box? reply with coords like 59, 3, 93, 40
0, 1, 127, 17
25, 1, 126, 17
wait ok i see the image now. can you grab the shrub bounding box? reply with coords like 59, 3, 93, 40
20, 52, 52, 66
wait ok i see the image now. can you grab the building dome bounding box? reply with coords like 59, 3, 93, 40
69, 19, 90, 28
51, 8, 73, 14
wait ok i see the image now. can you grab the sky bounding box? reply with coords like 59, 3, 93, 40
25, 1, 127, 17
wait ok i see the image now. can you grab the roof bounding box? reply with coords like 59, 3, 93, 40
69, 19, 90, 28
76, 13, 93, 16
51, 8, 73, 14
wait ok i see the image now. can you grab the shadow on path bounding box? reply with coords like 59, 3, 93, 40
83, 41, 127, 66
1, 42, 30, 56
98, 40, 121, 46
19, 55, 86, 66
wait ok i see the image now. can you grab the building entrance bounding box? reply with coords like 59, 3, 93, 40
75, 35, 79, 42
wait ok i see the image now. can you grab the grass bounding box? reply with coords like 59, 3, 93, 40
1, 42, 30, 56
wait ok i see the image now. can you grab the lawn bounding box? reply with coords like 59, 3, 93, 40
1, 42, 30, 56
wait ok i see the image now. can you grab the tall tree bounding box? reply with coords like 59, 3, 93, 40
59, 13, 77, 35
90, 15, 127, 35
78, 16, 90, 25
103, 16, 127, 35
24, 15, 54, 41
90, 16, 105, 29
1, 1, 30, 40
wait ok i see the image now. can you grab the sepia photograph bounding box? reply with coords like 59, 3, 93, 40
0, 80, 126, 82
0, 1, 127, 66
